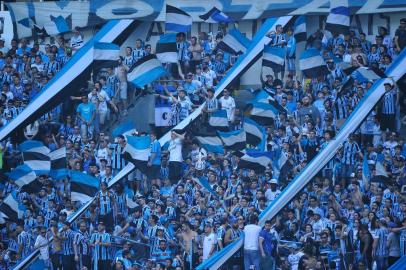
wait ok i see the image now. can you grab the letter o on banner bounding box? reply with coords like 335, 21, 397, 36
95, 0, 156, 20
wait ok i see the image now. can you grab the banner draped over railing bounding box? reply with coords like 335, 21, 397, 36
7, 0, 406, 38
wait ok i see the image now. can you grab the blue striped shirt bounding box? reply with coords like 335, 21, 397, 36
98, 190, 114, 215
74, 231, 90, 256
90, 232, 111, 260
382, 89, 396, 115
17, 231, 32, 257
342, 141, 360, 165
61, 229, 75, 255
374, 227, 389, 256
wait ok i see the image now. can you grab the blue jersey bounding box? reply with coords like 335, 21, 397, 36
74, 231, 90, 256
61, 229, 75, 255
98, 190, 114, 215
17, 231, 32, 257
90, 232, 111, 260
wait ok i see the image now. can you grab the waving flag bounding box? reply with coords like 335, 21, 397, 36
362, 155, 371, 185
252, 90, 287, 115
192, 177, 218, 197
217, 29, 251, 55
112, 121, 137, 138
6, 164, 40, 193
375, 161, 389, 178
199, 7, 234, 23
263, 45, 286, 70
156, 33, 178, 63
237, 150, 273, 173
122, 135, 151, 173
70, 171, 99, 203
195, 134, 224, 154
127, 54, 167, 88
218, 129, 246, 151
249, 102, 279, 126
50, 147, 68, 180
93, 42, 120, 70
209, 110, 229, 131
20, 140, 51, 175
351, 67, 386, 83
294, 16, 307, 43
325, 0, 350, 34
243, 118, 266, 148
299, 49, 328, 78
0, 192, 24, 223
165, 5, 192, 33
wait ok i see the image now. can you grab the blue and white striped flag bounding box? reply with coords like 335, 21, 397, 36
0, 192, 24, 223
243, 118, 266, 149
112, 121, 137, 138
156, 33, 178, 63
351, 67, 386, 83
238, 150, 273, 173
192, 176, 218, 198
325, 0, 350, 34
127, 54, 167, 88
94, 42, 120, 61
70, 171, 100, 203
199, 7, 234, 23
218, 129, 246, 151
299, 48, 328, 78
217, 29, 251, 55
252, 90, 287, 115
263, 45, 286, 70
195, 134, 224, 154
43, 15, 70, 35
362, 155, 371, 185
294, 16, 307, 43
165, 5, 192, 33
122, 135, 151, 173
50, 147, 68, 180
209, 110, 229, 131
20, 140, 51, 175
6, 164, 39, 193
249, 102, 279, 126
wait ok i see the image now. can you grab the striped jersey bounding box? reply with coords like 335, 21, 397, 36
109, 143, 126, 170
382, 89, 397, 115
17, 231, 32, 257
342, 141, 360, 165
374, 227, 389, 256
97, 190, 114, 215
74, 231, 90, 256
61, 229, 76, 255
90, 232, 112, 260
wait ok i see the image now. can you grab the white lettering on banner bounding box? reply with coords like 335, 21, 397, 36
95, 0, 156, 20
33, 1, 90, 30
164, 0, 223, 21
357, 0, 406, 15
7, 3, 32, 38
289, 0, 329, 15
6, 0, 406, 38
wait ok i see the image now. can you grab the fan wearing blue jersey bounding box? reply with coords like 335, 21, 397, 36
90, 222, 112, 270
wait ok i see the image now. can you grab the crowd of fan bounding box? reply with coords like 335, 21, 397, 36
0, 17, 404, 270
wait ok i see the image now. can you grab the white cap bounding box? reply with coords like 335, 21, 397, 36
269, 179, 278, 184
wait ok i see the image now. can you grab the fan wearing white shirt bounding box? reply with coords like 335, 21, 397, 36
34, 227, 51, 267
168, 131, 184, 185
243, 214, 261, 270
202, 223, 216, 261
219, 89, 236, 123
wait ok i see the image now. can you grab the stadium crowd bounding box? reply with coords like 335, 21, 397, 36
0, 14, 404, 270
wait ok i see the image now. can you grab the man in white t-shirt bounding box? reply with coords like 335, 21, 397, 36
202, 223, 216, 261
265, 179, 281, 202
219, 88, 236, 123
168, 131, 184, 184
34, 227, 51, 267
243, 214, 261, 270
